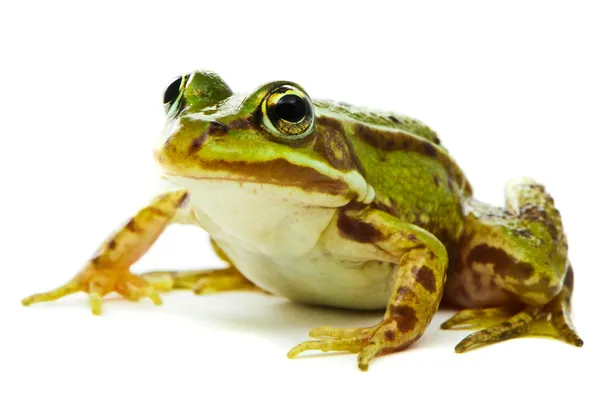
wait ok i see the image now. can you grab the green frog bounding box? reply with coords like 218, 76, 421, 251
22, 71, 583, 371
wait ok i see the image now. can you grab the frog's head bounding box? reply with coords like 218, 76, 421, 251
155, 71, 373, 207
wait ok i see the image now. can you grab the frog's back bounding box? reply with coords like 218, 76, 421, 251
314, 100, 471, 248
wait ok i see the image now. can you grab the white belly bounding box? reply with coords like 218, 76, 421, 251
216, 239, 396, 310
168, 176, 395, 310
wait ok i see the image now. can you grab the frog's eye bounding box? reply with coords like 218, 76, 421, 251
163, 75, 188, 117
261, 85, 315, 140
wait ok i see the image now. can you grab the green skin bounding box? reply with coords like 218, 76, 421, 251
22, 70, 582, 371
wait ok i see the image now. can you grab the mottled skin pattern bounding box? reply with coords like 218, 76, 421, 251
23, 71, 582, 371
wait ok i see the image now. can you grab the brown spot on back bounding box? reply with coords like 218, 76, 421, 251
388, 115, 400, 123
355, 124, 411, 151
107, 239, 117, 250
512, 228, 533, 238
414, 266, 437, 293
423, 142, 437, 157
390, 306, 418, 333
384, 330, 396, 340
337, 211, 383, 243
353, 123, 472, 195
317, 116, 344, 132
520, 203, 562, 244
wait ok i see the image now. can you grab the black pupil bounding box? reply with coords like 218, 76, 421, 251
163, 76, 182, 104
273, 94, 307, 123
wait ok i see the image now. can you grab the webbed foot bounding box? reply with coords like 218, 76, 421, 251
441, 292, 583, 352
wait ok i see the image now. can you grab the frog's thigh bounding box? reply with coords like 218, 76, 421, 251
289, 207, 448, 371
450, 178, 568, 308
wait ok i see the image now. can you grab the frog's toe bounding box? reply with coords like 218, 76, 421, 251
22, 281, 81, 307
289, 319, 422, 371
451, 304, 583, 353
288, 334, 384, 372
115, 278, 163, 306
22, 269, 163, 315
308, 326, 371, 339
534, 307, 583, 347
441, 306, 516, 330
454, 308, 536, 353
287, 336, 366, 358
289, 326, 376, 370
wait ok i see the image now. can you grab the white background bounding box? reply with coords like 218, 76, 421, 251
2, 1, 599, 400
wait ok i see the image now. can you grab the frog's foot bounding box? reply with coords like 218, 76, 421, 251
22, 267, 162, 315
440, 305, 517, 330
142, 267, 264, 295
441, 299, 583, 353
288, 319, 421, 372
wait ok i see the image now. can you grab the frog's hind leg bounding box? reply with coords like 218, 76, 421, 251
22, 191, 264, 314
141, 239, 264, 295
442, 178, 583, 352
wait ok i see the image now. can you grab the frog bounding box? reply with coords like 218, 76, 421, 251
22, 70, 583, 371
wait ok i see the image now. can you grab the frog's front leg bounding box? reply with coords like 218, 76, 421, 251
22, 190, 192, 314
22, 191, 264, 314
288, 207, 448, 371
442, 178, 583, 352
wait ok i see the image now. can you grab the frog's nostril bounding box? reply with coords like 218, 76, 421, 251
207, 121, 228, 136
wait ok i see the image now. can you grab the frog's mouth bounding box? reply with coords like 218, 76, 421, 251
168, 157, 348, 192
154, 122, 374, 206
159, 158, 371, 208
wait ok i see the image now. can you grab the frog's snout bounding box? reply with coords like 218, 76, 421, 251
184, 120, 229, 155
155, 118, 229, 171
